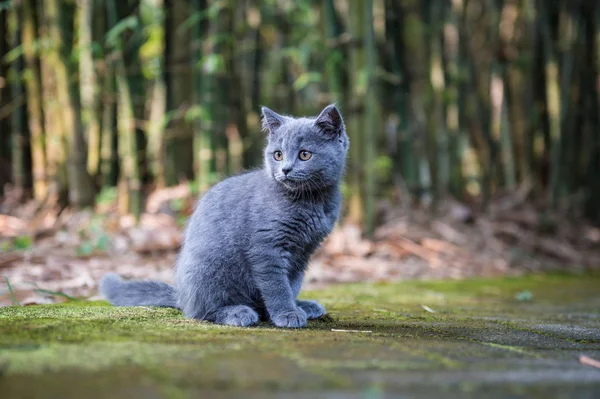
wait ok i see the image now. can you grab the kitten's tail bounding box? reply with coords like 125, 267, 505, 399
99, 273, 178, 308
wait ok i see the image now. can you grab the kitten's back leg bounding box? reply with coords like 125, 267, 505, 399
211, 305, 259, 327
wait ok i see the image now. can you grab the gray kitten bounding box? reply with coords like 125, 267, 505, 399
100, 104, 349, 328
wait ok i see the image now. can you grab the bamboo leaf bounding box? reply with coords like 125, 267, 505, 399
105, 15, 139, 48
185, 105, 209, 122
200, 54, 225, 74
292, 72, 321, 91
3, 44, 23, 64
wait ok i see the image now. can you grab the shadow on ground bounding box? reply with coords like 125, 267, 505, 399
1, 274, 600, 398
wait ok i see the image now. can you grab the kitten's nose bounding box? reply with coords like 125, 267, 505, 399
282, 167, 292, 175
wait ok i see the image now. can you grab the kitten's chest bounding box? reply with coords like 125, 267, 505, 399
275, 203, 334, 252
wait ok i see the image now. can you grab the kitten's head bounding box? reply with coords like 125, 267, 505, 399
262, 104, 349, 192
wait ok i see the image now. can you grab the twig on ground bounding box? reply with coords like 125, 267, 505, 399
331, 329, 372, 333
421, 305, 436, 313
0, 254, 22, 268
579, 355, 600, 369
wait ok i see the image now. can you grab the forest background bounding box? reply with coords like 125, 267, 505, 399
1, 0, 599, 304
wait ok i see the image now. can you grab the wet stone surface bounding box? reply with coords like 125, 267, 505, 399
1, 274, 599, 398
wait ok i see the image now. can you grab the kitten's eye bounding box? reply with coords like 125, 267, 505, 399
299, 150, 312, 161
273, 151, 283, 161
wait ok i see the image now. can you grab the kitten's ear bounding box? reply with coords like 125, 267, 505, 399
314, 104, 345, 137
261, 106, 286, 134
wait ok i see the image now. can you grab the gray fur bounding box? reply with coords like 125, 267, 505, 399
99, 273, 177, 308
100, 104, 348, 328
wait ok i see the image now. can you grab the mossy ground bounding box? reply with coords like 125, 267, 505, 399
1, 274, 600, 398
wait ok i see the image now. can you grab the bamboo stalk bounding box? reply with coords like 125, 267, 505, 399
78, 0, 101, 180
324, 0, 345, 107
107, 0, 141, 217
22, 0, 47, 200
428, 0, 448, 201
141, 0, 167, 188
191, 0, 213, 194
100, 63, 117, 187
8, 2, 25, 192
346, 0, 366, 226
363, 0, 378, 237
445, 0, 465, 198
47, 0, 95, 207
539, 3, 562, 207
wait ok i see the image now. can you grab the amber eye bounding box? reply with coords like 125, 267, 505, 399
273, 151, 283, 161
299, 150, 312, 161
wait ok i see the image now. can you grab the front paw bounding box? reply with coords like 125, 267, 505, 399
272, 309, 307, 328
296, 300, 326, 319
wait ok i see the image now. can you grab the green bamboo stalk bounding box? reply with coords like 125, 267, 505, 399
506, 0, 532, 185
520, 0, 539, 183
346, 0, 366, 226
323, 0, 345, 107
47, 0, 95, 207
444, 0, 465, 198
428, 0, 447, 201
596, 0, 600, 118
107, 0, 141, 217
214, 1, 232, 179
228, 0, 247, 174
77, 0, 101, 180
401, 0, 431, 204
385, 0, 414, 199
539, 3, 562, 207
490, 63, 516, 189
140, 0, 167, 188
363, 0, 378, 237
588, 0, 600, 222
0, 9, 9, 185
166, 0, 194, 186
490, 0, 516, 190
8, 2, 25, 192
191, 0, 213, 193
37, 2, 65, 188
557, 4, 578, 197
22, 0, 47, 200
461, 0, 496, 208
100, 63, 117, 187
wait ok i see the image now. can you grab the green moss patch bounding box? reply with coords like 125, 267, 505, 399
1, 274, 600, 397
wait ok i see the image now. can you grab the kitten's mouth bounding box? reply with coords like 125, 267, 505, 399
276, 176, 305, 190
